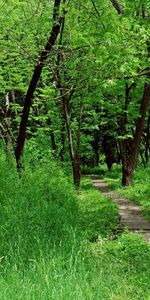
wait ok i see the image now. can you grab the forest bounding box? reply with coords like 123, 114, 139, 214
0, 0, 150, 299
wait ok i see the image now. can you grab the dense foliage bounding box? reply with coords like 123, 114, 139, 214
0, 0, 150, 186
0, 1, 150, 299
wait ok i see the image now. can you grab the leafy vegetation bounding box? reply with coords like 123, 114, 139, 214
0, 154, 150, 299
1, 0, 150, 298
1, 0, 150, 186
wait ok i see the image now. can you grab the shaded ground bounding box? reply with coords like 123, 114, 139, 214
92, 176, 150, 244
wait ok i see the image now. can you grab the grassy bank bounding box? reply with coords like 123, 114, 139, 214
0, 156, 150, 299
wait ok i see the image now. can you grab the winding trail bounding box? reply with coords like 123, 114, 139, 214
92, 176, 150, 244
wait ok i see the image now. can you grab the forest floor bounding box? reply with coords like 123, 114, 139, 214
1, 156, 150, 299
92, 176, 150, 244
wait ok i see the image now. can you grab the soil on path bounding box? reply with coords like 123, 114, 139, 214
92, 176, 150, 244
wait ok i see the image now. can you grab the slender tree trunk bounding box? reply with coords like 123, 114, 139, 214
57, 82, 82, 188
54, 14, 82, 188
59, 120, 66, 161
75, 102, 83, 187
62, 100, 78, 186
47, 118, 57, 152
61, 99, 83, 188
140, 150, 146, 167
15, 0, 62, 170
0, 122, 6, 146
145, 110, 150, 164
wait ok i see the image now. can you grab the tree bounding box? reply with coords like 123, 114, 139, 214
109, 0, 150, 185
15, 0, 63, 170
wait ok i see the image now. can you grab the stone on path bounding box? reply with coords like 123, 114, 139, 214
92, 177, 150, 244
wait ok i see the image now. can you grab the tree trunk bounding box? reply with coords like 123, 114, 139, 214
92, 130, 100, 166
72, 160, 81, 188
63, 100, 81, 188
74, 103, 83, 187
110, 0, 150, 185
122, 165, 134, 186
59, 120, 66, 161
110, 0, 124, 14
54, 14, 82, 188
121, 83, 150, 186
15, 0, 62, 170
103, 135, 114, 171
145, 110, 150, 164
47, 118, 57, 152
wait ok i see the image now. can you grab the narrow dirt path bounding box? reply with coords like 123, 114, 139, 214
92, 176, 150, 244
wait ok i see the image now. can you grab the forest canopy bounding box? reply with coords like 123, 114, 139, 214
1, 0, 150, 186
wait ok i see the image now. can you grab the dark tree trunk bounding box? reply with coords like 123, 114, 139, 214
103, 136, 114, 171
121, 83, 150, 186
47, 118, 57, 152
59, 120, 66, 161
63, 100, 82, 188
72, 160, 81, 188
116, 142, 121, 164
122, 165, 134, 186
50, 131, 57, 152
15, 0, 62, 170
110, 0, 150, 185
145, 110, 150, 164
92, 130, 100, 166
103, 131, 117, 171
110, 0, 124, 14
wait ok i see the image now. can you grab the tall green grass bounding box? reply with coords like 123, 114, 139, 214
0, 152, 150, 299
0, 153, 78, 268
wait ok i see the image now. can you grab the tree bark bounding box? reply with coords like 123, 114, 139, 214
145, 110, 150, 164
110, 0, 124, 14
122, 83, 150, 186
59, 120, 66, 161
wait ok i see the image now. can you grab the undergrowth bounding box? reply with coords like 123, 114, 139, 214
0, 153, 150, 299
